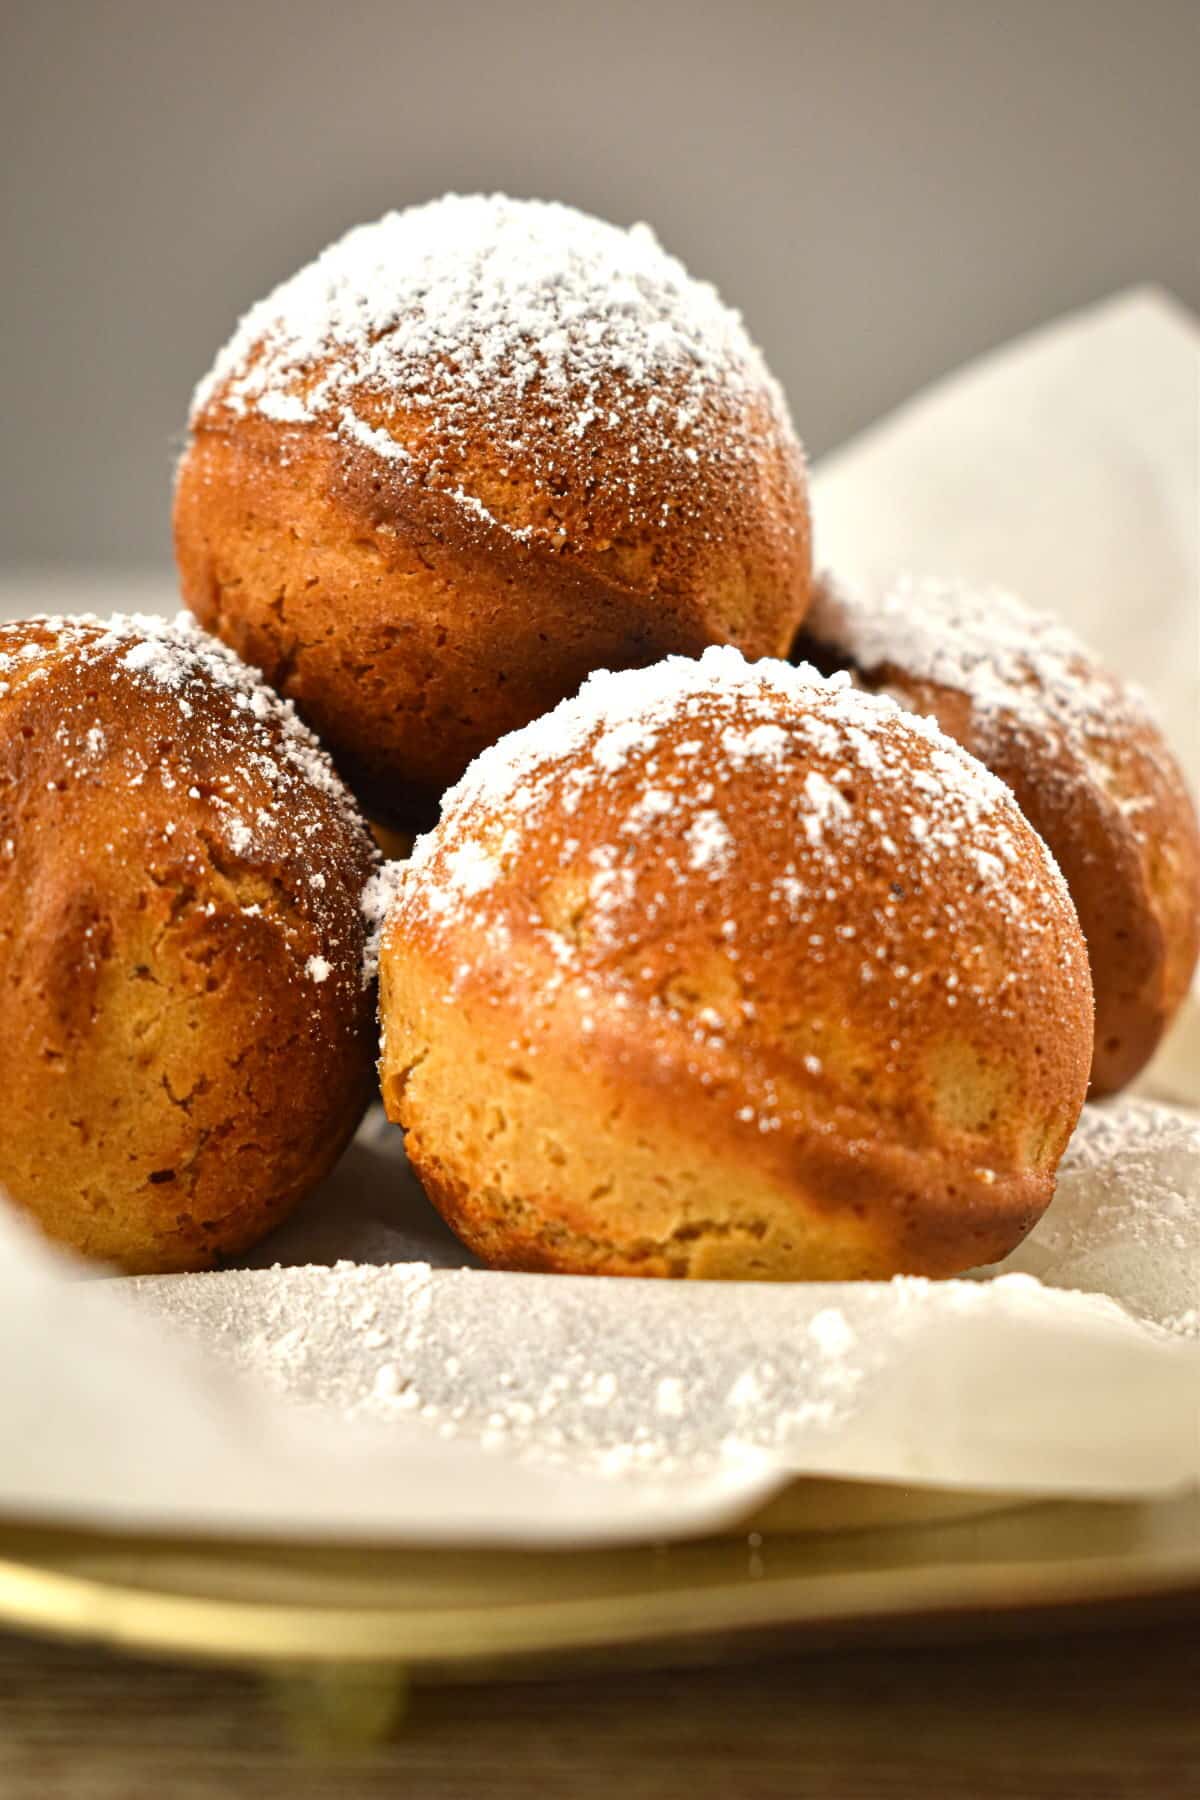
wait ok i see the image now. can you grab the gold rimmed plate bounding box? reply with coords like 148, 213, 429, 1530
0, 1483, 1196, 1680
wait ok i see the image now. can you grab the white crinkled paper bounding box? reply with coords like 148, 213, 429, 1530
0, 289, 1197, 1546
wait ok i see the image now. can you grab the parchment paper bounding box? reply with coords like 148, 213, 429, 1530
0, 289, 1196, 1547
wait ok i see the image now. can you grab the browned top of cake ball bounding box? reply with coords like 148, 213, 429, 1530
187, 194, 809, 619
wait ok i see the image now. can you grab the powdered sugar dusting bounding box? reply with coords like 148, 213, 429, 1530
387, 646, 1084, 1109
413, 647, 1019, 840
130, 1258, 872, 1481
127, 1214, 1198, 1496
0, 613, 377, 995
807, 571, 1157, 761
360, 861, 409, 986
444, 842, 503, 896
191, 194, 798, 543
998, 1099, 1200, 1331
801, 770, 850, 847
684, 809, 733, 871
6, 612, 364, 827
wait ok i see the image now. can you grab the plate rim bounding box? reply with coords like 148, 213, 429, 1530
0, 1501, 1197, 1672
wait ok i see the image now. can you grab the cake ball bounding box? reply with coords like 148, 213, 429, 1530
378, 647, 1093, 1281
800, 574, 1200, 1094
0, 614, 379, 1272
175, 194, 811, 824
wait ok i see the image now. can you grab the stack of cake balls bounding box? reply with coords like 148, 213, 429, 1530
4, 195, 1197, 1277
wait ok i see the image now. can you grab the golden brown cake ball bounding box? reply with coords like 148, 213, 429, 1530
175, 194, 811, 825
378, 647, 1093, 1281
800, 575, 1200, 1095
0, 613, 379, 1272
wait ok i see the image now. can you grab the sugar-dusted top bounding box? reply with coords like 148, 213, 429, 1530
807, 572, 1153, 756
382, 646, 1094, 1158
417, 642, 1029, 847
0, 612, 377, 990
0, 612, 361, 826
190, 194, 797, 531
391, 646, 1078, 1004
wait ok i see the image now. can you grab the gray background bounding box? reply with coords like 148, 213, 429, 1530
1, 0, 1196, 574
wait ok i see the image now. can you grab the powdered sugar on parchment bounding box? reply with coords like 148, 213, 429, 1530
127, 1206, 1199, 1490
998, 1098, 1200, 1330
130, 1257, 873, 1479
106, 1091, 1200, 1501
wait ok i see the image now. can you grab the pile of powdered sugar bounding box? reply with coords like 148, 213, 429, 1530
125, 1094, 1200, 1485
130, 1258, 872, 1480
191, 193, 797, 540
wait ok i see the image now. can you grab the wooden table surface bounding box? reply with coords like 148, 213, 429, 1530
1, 1610, 1197, 1798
